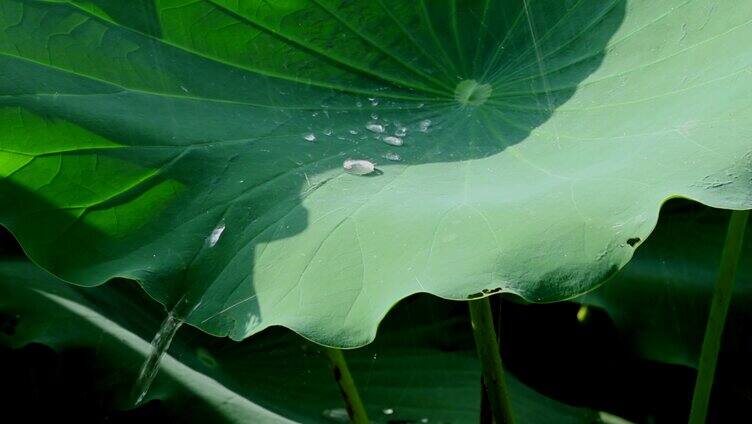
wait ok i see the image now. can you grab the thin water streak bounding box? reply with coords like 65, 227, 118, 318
132, 310, 184, 405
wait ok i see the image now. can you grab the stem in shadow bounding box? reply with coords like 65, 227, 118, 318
689, 211, 749, 424
323, 347, 369, 424
689, 209, 749, 424
469, 297, 515, 424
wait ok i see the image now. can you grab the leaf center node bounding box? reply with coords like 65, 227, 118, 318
454, 79, 492, 106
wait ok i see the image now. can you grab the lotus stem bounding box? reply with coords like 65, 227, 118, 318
322, 347, 369, 424
689, 209, 749, 424
469, 297, 515, 424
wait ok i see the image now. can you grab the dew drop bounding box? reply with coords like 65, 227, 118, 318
356, 101, 363, 108
322, 408, 349, 422
383, 152, 401, 161
303, 133, 316, 142
206, 222, 225, 247
323, 128, 333, 136
382, 136, 403, 146
395, 126, 407, 137
420, 418, 429, 423
382, 408, 394, 415
419, 119, 432, 132
366, 123, 384, 133
370, 98, 379, 106
370, 113, 379, 120
343, 159, 375, 175
349, 129, 359, 135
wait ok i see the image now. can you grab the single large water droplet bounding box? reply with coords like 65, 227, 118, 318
303, 133, 316, 142
206, 222, 225, 247
132, 311, 184, 405
382, 136, 403, 146
343, 159, 375, 175
366, 123, 384, 133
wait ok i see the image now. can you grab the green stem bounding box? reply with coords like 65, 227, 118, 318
469, 297, 515, 424
689, 209, 749, 424
323, 347, 370, 424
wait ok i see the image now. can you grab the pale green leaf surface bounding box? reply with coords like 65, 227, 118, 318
0, 0, 750, 346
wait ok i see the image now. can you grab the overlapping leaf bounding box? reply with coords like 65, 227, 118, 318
0, 258, 604, 423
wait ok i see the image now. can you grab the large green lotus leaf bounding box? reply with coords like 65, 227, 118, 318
0, 258, 605, 424
580, 202, 752, 369
0, 0, 751, 346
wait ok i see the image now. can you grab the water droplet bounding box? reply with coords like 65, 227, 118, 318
395, 126, 407, 137
356, 101, 363, 108
383, 152, 401, 161
419, 119, 432, 132
343, 159, 375, 175
370, 98, 379, 106
323, 128, 333, 136
349, 129, 359, 135
417, 103, 424, 108
420, 418, 429, 423
303, 133, 316, 142
366, 123, 384, 133
382, 408, 394, 415
382, 136, 403, 146
322, 408, 349, 422
370, 113, 379, 120
206, 222, 225, 247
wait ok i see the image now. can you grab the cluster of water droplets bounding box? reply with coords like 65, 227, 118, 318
300, 98, 433, 176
